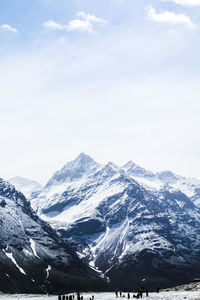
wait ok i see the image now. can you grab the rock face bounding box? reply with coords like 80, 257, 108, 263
31, 154, 200, 289
0, 178, 104, 293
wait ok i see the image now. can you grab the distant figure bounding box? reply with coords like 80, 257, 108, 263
92, 295, 94, 300
156, 287, 160, 293
62, 295, 65, 300
66, 296, 69, 300
77, 292, 81, 300
81, 296, 83, 300
128, 293, 130, 299
139, 288, 143, 298
58, 295, 61, 300
120, 291, 122, 297
115, 290, 119, 297
73, 296, 75, 299
145, 290, 148, 297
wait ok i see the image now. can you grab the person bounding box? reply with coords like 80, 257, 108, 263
128, 293, 130, 299
115, 290, 119, 297
77, 292, 81, 300
120, 291, 122, 297
145, 290, 148, 297
139, 288, 143, 298
156, 287, 160, 293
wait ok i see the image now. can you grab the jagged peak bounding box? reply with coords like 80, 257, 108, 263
106, 162, 119, 169
62, 153, 97, 170
45, 153, 100, 187
123, 160, 138, 169
123, 160, 154, 178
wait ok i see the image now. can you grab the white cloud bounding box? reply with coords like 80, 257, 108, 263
77, 12, 108, 25
1, 24, 18, 33
44, 12, 107, 33
147, 6, 195, 28
65, 19, 93, 33
166, 0, 200, 6
44, 20, 64, 30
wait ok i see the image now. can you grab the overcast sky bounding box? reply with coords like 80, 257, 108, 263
0, 0, 200, 184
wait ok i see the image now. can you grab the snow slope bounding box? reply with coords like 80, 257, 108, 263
8, 176, 42, 198
0, 178, 105, 293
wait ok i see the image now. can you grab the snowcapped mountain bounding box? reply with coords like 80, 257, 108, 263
9, 176, 43, 198
31, 154, 200, 289
46, 153, 100, 187
0, 178, 105, 293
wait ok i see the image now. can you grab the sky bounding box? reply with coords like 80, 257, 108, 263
0, 0, 200, 184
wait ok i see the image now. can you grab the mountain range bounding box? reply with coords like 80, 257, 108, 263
0, 176, 105, 293
20, 153, 200, 290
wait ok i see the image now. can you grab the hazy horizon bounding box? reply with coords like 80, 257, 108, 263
6, 152, 200, 185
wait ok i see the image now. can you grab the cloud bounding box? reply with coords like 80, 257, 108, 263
147, 6, 195, 28
166, 0, 200, 6
44, 12, 108, 33
44, 20, 64, 30
77, 12, 108, 25
66, 18, 93, 33
1, 24, 18, 33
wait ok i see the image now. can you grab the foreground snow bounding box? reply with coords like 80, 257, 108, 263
1, 291, 200, 300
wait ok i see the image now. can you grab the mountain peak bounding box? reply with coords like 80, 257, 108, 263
45, 153, 100, 187
123, 160, 136, 169
123, 160, 154, 178
68, 153, 95, 168
156, 170, 178, 183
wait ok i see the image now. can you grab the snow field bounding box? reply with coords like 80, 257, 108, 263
1, 292, 200, 300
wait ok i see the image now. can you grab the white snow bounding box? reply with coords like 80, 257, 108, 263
29, 154, 200, 278
30, 239, 40, 259
0, 291, 200, 300
3, 250, 26, 275
133, 177, 163, 190
8, 176, 42, 198
40, 174, 125, 228
46, 265, 51, 279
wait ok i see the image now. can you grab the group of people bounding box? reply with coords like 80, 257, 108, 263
58, 288, 160, 300
58, 293, 95, 300
115, 286, 159, 298
58, 295, 76, 300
